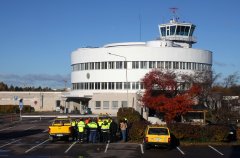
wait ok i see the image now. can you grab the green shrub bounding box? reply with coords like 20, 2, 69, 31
117, 107, 142, 124
0, 105, 35, 113
117, 107, 150, 142
168, 123, 229, 142
128, 120, 149, 142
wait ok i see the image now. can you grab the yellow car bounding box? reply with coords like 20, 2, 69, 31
48, 117, 73, 142
143, 125, 171, 149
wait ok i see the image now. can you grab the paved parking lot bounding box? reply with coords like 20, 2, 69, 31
0, 118, 240, 158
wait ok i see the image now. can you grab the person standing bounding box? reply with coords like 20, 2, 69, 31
101, 120, 110, 143
120, 119, 127, 142
77, 118, 86, 143
109, 119, 118, 142
71, 119, 78, 141
87, 119, 98, 143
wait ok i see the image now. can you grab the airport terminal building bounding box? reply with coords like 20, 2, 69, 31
63, 17, 212, 116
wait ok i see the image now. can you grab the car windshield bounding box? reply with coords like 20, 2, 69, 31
54, 119, 70, 124
148, 128, 169, 135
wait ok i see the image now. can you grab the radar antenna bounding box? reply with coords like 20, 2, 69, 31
169, 7, 179, 22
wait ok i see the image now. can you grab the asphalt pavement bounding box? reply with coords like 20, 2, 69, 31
0, 118, 240, 158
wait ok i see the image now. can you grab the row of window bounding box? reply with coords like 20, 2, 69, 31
160, 25, 195, 36
95, 101, 127, 110
72, 82, 143, 90
72, 61, 211, 71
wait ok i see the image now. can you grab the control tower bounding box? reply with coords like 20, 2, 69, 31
159, 9, 196, 48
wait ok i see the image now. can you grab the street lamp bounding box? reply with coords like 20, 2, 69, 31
108, 53, 129, 109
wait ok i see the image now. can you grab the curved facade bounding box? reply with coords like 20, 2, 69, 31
67, 18, 212, 115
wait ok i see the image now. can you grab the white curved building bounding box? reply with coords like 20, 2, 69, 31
64, 17, 212, 115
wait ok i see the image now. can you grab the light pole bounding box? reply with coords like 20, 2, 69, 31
108, 53, 129, 109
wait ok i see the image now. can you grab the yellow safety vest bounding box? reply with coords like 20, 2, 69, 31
88, 122, 98, 129
101, 123, 109, 130
77, 121, 85, 132
71, 121, 76, 127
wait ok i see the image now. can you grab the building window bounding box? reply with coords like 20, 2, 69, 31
124, 61, 128, 69
80, 63, 84, 70
108, 82, 115, 90
116, 82, 122, 89
101, 62, 107, 69
157, 61, 164, 69
132, 61, 139, 69
140, 82, 144, 89
108, 61, 114, 69
90, 62, 94, 70
85, 63, 89, 70
95, 62, 100, 69
124, 82, 130, 90
95, 101, 101, 109
116, 61, 123, 69
187, 62, 191, 70
103, 101, 109, 109
182, 62, 186, 69
132, 82, 139, 90
193, 63, 196, 70
101, 82, 107, 89
72, 64, 79, 71
140, 61, 147, 69
149, 61, 156, 69
164, 61, 171, 69
95, 82, 100, 89
112, 101, 118, 109
84, 82, 89, 90
89, 82, 94, 89
121, 101, 128, 108
173, 62, 179, 69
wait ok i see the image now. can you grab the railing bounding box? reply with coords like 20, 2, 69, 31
161, 35, 197, 43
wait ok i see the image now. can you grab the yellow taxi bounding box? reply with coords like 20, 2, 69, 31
143, 125, 171, 149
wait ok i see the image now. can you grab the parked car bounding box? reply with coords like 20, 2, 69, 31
48, 117, 73, 142
143, 125, 171, 149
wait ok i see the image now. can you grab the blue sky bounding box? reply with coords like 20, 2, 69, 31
0, 0, 239, 88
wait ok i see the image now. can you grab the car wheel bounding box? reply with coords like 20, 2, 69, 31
49, 136, 55, 142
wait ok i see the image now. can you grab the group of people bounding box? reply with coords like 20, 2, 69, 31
70, 117, 127, 143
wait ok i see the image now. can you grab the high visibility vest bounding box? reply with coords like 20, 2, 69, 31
77, 121, 85, 132
88, 122, 98, 129
71, 121, 76, 127
98, 120, 103, 127
101, 123, 109, 130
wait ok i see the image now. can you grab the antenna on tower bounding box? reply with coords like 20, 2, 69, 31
169, 7, 179, 22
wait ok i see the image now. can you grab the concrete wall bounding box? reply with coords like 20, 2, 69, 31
88, 92, 143, 115
0, 92, 63, 111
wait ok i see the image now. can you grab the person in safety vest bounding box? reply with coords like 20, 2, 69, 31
98, 118, 103, 142
101, 120, 110, 143
77, 118, 86, 143
71, 119, 78, 141
87, 119, 98, 143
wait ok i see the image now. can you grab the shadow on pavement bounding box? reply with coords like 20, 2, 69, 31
0, 129, 44, 140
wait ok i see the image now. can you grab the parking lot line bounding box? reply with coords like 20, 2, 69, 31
208, 145, 224, 156
140, 144, 144, 154
176, 146, 185, 155
25, 139, 49, 153
104, 143, 109, 153
64, 141, 77, 153
43, 129, 48, 133
0, 139, 21, 148
0, 127, 13, 132
25, 126, 36, 130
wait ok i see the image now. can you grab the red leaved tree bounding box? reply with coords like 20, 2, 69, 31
141, 70, 201, 123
